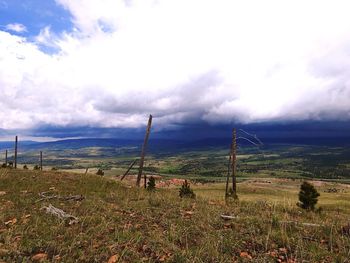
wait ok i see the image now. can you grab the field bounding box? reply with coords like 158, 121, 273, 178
8, 143, 350, 182
1, 168, 350, 262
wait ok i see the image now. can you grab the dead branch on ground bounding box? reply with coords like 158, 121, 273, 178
41, 204, 79, 225
36, 191, 84, 203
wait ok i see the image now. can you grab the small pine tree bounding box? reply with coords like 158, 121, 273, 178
225, 187, 238, 200
96, 168, 104, 176
297, 181, 320, 210
147, 176, 156, 191
179, 180, 196, 199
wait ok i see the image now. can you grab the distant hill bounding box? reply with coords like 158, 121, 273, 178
0, 136, 349, 153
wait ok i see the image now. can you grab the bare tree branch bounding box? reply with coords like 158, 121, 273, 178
41, 204, 79, 225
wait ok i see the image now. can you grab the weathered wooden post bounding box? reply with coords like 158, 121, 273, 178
225, 154, 231, 198
5, 149, 7, 166
225, 128, 238, 199
14, 136, 18, 169
40, 151, 43, 171
231, 128, 237, 197
136, 115, 153, 187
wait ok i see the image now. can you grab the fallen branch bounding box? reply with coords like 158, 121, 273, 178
302, 236, 318, 242
280, 221, 322, 227
120, 159, 138, 180
220, 214, 238, 220
36, 192, 84, 203
41, 204, 79, 225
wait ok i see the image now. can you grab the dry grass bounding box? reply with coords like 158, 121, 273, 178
1, 169, 350, 262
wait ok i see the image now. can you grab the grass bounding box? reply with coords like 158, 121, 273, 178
1, 168, 350, 262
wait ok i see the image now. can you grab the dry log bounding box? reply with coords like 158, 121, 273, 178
36, 192, 84, 203
41, 204, 79, 225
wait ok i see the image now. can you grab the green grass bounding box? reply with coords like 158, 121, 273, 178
1, 168, 350, 262
11, 144, 350, 183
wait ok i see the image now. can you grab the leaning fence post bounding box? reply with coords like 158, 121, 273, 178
120, 159, 138, 180
136, 115, 153, 187
14, 136, 18, 169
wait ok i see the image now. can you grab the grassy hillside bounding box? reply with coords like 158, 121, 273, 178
7, 144, 350, 181
1, 168, 350, 262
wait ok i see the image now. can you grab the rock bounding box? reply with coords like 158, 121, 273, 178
31, 253, 48, 262
107, 254, 119, 263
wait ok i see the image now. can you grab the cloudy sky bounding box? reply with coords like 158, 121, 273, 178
1, 0, 350, 140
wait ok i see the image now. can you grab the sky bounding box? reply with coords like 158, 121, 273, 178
1, 0, 350, 140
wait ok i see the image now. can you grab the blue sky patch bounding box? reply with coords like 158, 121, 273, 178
0, 0, 73, 37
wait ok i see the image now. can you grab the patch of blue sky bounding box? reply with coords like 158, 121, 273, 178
0, 0, 73, 37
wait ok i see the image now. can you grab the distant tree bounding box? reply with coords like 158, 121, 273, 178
147, 176, 156, 191
23, 165, 28, 170
179, 180, 196, 199
297, 181, 320, 210
33, 165, 40, 170
96, 169, 104, 176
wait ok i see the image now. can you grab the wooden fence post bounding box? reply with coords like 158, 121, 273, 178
136, 115, 153, 187
225, 153, 231, 198
14, 136, 18, 169
231, 128, 237, 196
40, 151, 43, 171
5, 149, 7, 166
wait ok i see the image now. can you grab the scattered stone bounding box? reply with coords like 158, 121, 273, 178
31, 253, 48, 262
107, 254, 119, 263
240, 251, 252, 259
4, 218, 17, 226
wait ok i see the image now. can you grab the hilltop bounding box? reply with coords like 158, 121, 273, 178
1, 168, 350, 262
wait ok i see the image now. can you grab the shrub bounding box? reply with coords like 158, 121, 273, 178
33, 165, 40, 170
147, 176, 156, 191
225, 187, 238, 200
297, 181, 320, 210
179, 180, 196, 199
1, 163, 7, 168
23, 165, 28, 170
51, 167, 58, 171
96, 169, 104, 176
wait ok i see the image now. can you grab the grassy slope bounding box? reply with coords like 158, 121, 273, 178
1, 169, 350, 262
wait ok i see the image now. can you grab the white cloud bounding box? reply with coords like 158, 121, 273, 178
1, 0, 350, 131
5, 23, 27, 33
